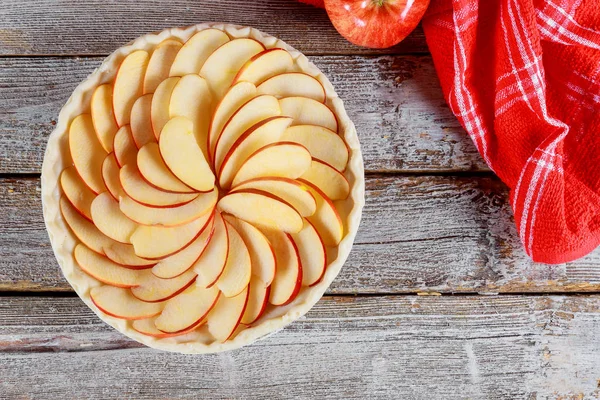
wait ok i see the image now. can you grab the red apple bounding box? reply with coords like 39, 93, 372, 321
324, 0, 429, 49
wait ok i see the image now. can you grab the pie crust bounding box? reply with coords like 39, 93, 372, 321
41, 23, 364, 353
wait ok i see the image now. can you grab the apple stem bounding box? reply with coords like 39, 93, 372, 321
373, 0, 386, 6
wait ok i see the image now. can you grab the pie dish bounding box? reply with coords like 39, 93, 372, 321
41, 23, 364, 353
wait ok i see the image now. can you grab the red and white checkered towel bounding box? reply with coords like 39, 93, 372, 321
423, 0, 600, 264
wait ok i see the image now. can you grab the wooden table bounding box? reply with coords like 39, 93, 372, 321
2, 1, 600, 398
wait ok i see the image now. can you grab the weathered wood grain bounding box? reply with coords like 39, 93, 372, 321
2, 295, 600, 399
0, 55, 486, 174
0, 0, 427, 56
3, 176, 600, 294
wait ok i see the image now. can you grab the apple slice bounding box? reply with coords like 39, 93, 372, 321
159, 116, 215, 192
216, 220, 252, 297
137, 142, 195, 193
169, 74, 213, 159
298, 180, 344, 246
257, 72, 326, 102
300, 159, 350, 200
131, 269, 197, 302
60, 197, 154, 268
91, 84, 118, 152
232, 48, 294, 86
130, 211, 213, 259
101, 153, 126, 201
232, 177, 316, 217
231, 142, 311, 187
213, 94, 281, 171
280, 96, 338, 132
91, 192, 138, 244
152, 217, 215, 278
241, 275, 270, 325
133, 316, 204, 338
208, 81, 257, 161
60, 166, 96, 221
120, 190, 216, 227
151, 76, 180, 139
218, 116, 292, 189
143, 39, 182, 94
281, 125, 348, 171
91, 286, 163, 320
222, 215, 276, 286
130, 94, 155, 149
290, 219, 327, 286
262, 230, 302, 306
218, 190, 303, 233
119, 163, 197, 208
155, 285, 220, 333
113, 125, 138, 168
113, 50, 149, 126
69, 114, 108, 194
206, 285, 249, 342
74, 244, 145, 287
199, 38, 265, 100
195, 212, 229, 288
170, 28, 230, 76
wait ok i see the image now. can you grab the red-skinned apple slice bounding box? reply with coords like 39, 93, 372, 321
280, 96, 338, 132
91, 192, 138, 244
137, 142, 195, 193
218, 116, 292, 189
232, 48, 294, 86
151, 76, 180, 139
241, 275, 270, 325
74, 244, 145, 287
232, 177, 316, 217
131, 269, 198, 302
91, 286, 164, 320
133, 316, 204, 338
257, 72, 326, 102
199, 38, 265, 100
60, 197, 155, 268
113, 125, 138, 168
216, 220, 252, 297
101, 153, 126, 201
170, 28, 230, 76
130, 211, 213, 259
207, 285, 249, 342
152, 216, 215, 278
119, 163, 197, 208
281, 124, 348, 171
195, 212, 229, 288
120, 190, 216, 227
262, 230, 302, 306
90, 84, 118, 152
113, 50, 149, 126
159, 117, 215, 192
208, 81, 257, 161
143, 39, 182, 94
298, 179, 344, 246
213, 94, 281, 171
60, 166, 96, 221
155, 285, 220, 333
169, 74, 213, 159
130, 94, 155, 149
290, 219, 327, 286
69, 114, 108, 194
219, 190, 303, 233
300, 159, 350, 200
222, 214, 276, 286
231, 142, 311, 187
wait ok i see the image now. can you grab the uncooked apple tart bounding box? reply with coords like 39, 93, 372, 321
41, 24, 364, 353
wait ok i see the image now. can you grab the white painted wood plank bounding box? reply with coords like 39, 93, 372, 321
1, 295, 599, 399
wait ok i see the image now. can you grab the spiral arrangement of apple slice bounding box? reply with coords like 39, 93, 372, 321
60, 28, 350, 343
